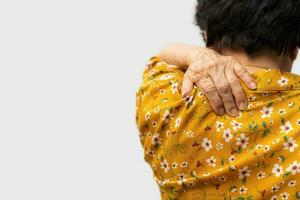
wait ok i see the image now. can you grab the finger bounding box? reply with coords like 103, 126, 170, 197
234, 62, 257, 90
225, 66, 247, 110
197, 77, 225, 116
182, 73, 194, 98
208, 66, 240, 117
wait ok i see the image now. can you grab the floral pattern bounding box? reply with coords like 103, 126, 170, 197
136, 57, 300, 200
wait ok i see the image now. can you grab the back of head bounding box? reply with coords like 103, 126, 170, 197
195, 0, 300, 56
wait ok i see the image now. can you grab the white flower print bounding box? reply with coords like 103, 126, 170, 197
239, 186, 247, 194
229, 166, 236, 171
277, 76, 289, 86
271, 184, 280, 193
288, 102, 294, 108
229, 155, 235, 163
191, 171, 198, 177
162, 110, 170, 121
219, 176, 227, 182
159, 89, 166, 94
283, 137, 298, 152
270, 195, 278, 200
180, 161, 188, 168
297, 119, 300, 126
262, 92, 269, 97
216, 142, 224, 150
280, 192, 289, 200
172, 161, 178, 169
257, 171, 266, 179
154, 107, 160, 113
231, 120, 242, 131
285, 161, 300, 175
237, 112, 243, 118
186, 130, 194, 138
223, 128, 233, 143
175, 117, 181, 128
261, 106, 273, 118
202, 138, 213, 152
178, 173, 186, 185
206, 156, 217, 168
157, 180, 166, 186
145, 111, 151, 121
273, 138, 280, 144
151, 120, 157, 127
215, 121, 224, 132
236, 133, 249, 149
162, 98, 167, 103
278, 156, 284, 163
160, 74, 174, 80
272, 163, 284, 177
238, 166, 251, 179
280, 121, 293, 133
278, 108, 286, 115
152, 133, 162, 145
165, 130, 171, 138
152, 164, 157, 171
255, 144, 263, 150
230, 186, 237, 193
146, 149, 155, 157
187, 181, 195, 187
160, 159, 169, 173
203, 172, 210, 177
288, 180, 296, 187
184, 95, 194, 104
171, 80, 179, 94
198, 91, 204, 97
263, 145, 270, 152
248, 95, 256, 101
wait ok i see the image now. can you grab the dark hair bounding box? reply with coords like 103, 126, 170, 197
195, 0, 300, 56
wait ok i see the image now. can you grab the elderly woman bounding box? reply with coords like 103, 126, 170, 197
136, 0, 300, 199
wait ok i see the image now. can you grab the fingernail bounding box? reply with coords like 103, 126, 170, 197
182, 90, 188, 98
231, 108, 239, 116
250, 82, 257, 90
239, 102, 247, 110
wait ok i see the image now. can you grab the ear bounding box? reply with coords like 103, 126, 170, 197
291, 48, 298, 61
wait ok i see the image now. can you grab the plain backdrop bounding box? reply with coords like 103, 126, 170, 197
0, 0, 299, 200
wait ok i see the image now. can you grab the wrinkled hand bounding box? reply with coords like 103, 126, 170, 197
182, 48, 257, 116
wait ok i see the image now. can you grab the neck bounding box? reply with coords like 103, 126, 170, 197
219, 48, 293, 72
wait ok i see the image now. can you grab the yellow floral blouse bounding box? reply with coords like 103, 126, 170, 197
135, 57, 300, 200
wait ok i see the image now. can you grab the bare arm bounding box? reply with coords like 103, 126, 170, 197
157, 43, 207, 71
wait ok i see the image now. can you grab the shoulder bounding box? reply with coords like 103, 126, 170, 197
141, 56, 184, 86
135, 56, 210, 131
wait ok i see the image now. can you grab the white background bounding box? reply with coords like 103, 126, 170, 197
0, 1, 299, 200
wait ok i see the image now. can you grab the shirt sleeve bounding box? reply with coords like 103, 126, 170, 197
135, 56, 209, 163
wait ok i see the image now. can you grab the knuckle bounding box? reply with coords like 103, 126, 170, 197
224, 102, 236, 110
217, 84, 231, 95
229, 79, 241, 87
236, 65, 248, 75
234, 93, 246, 103
203, 83, 216, 94
207, 95, 223, 109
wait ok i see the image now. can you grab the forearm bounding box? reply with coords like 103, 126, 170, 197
157, 43, 218, 71
158, 43, 200, 71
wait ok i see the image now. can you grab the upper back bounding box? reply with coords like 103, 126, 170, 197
135, 57, 300, 197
